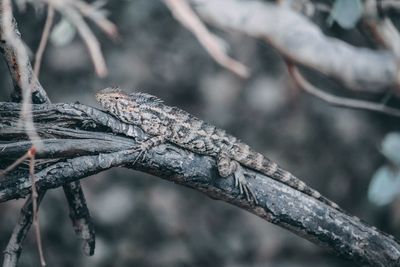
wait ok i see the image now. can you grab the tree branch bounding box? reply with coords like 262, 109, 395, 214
0, 102, 399, 267
0, 8, 49, 105
189, 0, 400, 93
62, 182, 95, 256
2, 193, 45, 267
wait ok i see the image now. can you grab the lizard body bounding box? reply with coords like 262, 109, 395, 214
96, 87, 340, 209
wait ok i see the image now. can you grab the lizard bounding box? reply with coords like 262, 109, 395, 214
95, 87, 340, 209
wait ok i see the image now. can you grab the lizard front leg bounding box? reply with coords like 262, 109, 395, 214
129, 135, 166, 164
217, 154, 258, 204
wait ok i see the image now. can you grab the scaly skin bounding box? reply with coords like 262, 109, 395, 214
95, 87, 340, 208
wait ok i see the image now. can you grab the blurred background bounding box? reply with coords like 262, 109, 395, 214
1, 0, 400, 266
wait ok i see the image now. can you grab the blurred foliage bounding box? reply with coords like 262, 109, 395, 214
369, 133, 400, 206
328, 0, 363, 29
368, 165, 400, 206
381, 133, 400, 166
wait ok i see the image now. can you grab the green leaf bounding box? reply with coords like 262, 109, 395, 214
328, 0, 363, 29
368, 165, 400, 206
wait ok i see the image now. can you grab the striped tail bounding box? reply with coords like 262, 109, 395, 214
231, 144, 400, 242
269, 165, 340, 210
233, 145, 342, 211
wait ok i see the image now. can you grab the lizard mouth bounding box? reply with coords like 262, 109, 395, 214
95, 95, 112, 110
95, 93, 102, 103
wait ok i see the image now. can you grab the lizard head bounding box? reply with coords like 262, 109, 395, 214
95, 87, 141, 123
96, 87, 126, 107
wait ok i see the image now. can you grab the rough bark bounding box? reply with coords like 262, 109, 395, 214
1, 102, 399, 267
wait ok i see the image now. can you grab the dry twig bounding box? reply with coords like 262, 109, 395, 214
43, 0, 118, 77
287, 63, 400, 117
28, 147, 46, 267
34, 5, 55, 77
164, 0, 249, 78
70, 0, 118, 39
0, 152, 29, 177
48, 0, 107, 77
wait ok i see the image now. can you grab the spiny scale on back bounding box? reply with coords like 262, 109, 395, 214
96, 87, 341, 210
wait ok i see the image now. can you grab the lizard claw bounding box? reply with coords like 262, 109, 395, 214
242, 184, 250, 202
128, 136, 166, 166
132, 150, 146, 165
218, 157, 258, 205
122, 143, 147, 165
126, 143, 148, 165
233, 164, 258, 205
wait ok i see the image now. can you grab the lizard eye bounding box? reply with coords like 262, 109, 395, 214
115, 97, 119, 100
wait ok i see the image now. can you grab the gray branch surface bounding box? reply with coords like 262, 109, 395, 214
1, 102, 400, 267
191, 0, 400, 92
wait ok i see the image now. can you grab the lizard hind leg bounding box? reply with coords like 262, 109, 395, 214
217, 155, 258, 204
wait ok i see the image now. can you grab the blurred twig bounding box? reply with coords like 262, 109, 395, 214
163, 0, 249, 78
43, 0, 118, 77
378, 0, 400, 13
34, 5, 54, 77
28, 147, 46, 267
70, 0, 118, 40
49, 2, 107, 77
287, 63, 400, 117
0, 15, 49, 104
0, 151, 29, 177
